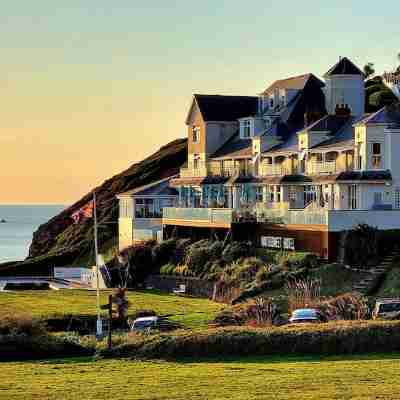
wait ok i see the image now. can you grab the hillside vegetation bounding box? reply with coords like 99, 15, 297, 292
0, 138, 187, 275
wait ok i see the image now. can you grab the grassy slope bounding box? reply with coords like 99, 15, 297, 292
0, 290, 222, 330
375, 261, 400, 298
2, 354, 400, 400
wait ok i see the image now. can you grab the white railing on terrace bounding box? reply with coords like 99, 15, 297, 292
163, 207, 235, 225
163, 206, 328, 225
307, 160, 337, 175
180, 161, 252, 178
259, 164, 292, 176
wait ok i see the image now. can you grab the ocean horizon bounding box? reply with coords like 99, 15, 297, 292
0, 204, 66, 263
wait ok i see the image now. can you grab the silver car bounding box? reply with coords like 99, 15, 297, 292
289, 308, 322, 324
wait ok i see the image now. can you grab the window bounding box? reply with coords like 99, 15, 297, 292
192, 126, 200, 143
372, 143, 382, 169
255, 187, 264, 202
269, 97, 274, 108
193, 154, 200, 170
348, 185, 357, 210
241, 120, 251, 138
374, 192, 383, 205
276, 186, 281, 203
135, 198, 155, 218
267, 186, 274, 202
394, 189, 400, 209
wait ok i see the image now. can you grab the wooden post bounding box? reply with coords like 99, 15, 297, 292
108, 294, 112, 351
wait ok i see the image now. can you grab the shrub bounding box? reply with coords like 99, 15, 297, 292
317, 293, 369, 321
159, 263, 177, 275
245, 297, 280, 326
0, 313, 46, 336
285, 278, 321, 313
121, 242, 154, 284
99, 321, 400, 359
222, 241, 253, 264
342, 224, 379, 267
152, 238, 177, 267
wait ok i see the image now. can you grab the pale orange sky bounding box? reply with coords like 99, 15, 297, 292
2, 1, 399, 204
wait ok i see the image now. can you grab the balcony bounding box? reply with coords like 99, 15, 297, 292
260, 163, 293, 176
180, 161, 253, 178
163, 205, 328, 228
163, 207, 235, 228
307, 160, 337, 175
256, 206, 328, 225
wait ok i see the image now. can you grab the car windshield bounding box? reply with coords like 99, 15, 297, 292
292, 310, 317, 318
378, 303, 400, 313
133, 320, 155, 329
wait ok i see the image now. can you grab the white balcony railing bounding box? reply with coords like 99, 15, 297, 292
307, 160, 337, 175
180, 161, 253, 178
259, 164, 293, 176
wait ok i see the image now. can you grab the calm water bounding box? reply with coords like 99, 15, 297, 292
0, 205, 65, 263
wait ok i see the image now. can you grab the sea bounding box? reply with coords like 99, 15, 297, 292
0, 205, 66, 263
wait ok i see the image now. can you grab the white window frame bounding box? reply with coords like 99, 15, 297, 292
192, 126, 200, 143
371, 142, 382, 169
241, 120, 252, 139
394, 188, 400, 209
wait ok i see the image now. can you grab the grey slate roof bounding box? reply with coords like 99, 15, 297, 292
354, 107, 400, 126
118, 177, 178, 197
194, 94, 258, 122
324, 57, 365, 77
212, 136, 252, 159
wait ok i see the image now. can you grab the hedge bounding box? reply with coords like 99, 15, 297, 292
99, 321, 400, 359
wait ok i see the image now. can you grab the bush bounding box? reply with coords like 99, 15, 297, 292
152, 239, 178, 267
159, 263, 177, 275
121, 242, 154, 284
0, 313, 93, 361
342, 224, 379, 267
99, 321, 400, 359
0, 314, 46, 336
222, 242, 253, 264
317, 293, 369, 321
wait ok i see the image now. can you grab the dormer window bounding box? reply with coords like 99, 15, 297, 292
241, 119, 252, 139
192, 126, 200, 143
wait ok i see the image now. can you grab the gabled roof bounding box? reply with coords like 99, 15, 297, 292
211, 136, 252, 159
354, 107, 400, 126
191, 94, 258, 122
261, 73, 324, 95
117, 176, 178, 198
324, 57, 365, 78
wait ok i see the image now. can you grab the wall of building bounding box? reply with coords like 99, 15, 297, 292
205, 121, 238, 157
324, 75, 365, 117
118, 217, 133, 251
328, 210, 400, 231
187, 102, 206, 159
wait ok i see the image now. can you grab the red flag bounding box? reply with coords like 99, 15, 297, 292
71, 201, 94, 223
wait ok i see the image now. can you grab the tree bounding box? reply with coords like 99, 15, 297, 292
363, 62, 375, 79
396, 52, 400, 73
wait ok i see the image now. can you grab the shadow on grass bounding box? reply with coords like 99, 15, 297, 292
170, 352, 400, 365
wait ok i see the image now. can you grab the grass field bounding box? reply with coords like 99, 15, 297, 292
1, 354, 400, 400
0, 289, 223, 329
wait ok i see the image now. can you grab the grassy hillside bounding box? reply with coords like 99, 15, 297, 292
0, 289, 222, 330
2, 354, 400, 399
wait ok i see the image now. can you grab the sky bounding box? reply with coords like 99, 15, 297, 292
1, 0, 399, 204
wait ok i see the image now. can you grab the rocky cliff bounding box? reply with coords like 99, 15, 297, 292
0, 138, 187, 275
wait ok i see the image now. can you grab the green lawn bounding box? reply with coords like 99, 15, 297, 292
0, 289, 223, 329
1, 354, 400, 400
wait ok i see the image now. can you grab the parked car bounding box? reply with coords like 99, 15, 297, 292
130, 316, 159, 332
372, 299, 400, 320
289, 308, 323, 324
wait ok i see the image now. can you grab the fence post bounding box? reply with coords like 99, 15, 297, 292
108, 294, 113, 350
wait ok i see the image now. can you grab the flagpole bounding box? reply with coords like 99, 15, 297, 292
93, 191, 102, 337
